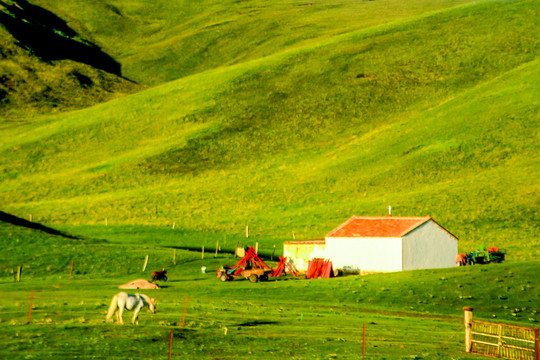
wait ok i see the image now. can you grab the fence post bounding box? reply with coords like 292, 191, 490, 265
69, 259, 74, 279
535, 328, 539, 360
17, 264, 22, 282
362, 323, 366, 358
464, 307, 473, 352
27, 291, 34, 324
168, 329, 173, 360
142, 255, 149, 272
497, 324, 503, 357
181, 295, 188, 328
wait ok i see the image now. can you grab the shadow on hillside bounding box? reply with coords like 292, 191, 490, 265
168, 245, 278, 263
0, 210, 79, 239
0, 0, 121, 76
236, 320, 279, 327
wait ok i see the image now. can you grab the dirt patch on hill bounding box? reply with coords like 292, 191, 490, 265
119, 279, 160, 290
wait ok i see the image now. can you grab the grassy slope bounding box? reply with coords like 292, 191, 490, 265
35, 0, 481, 85
1, 0, 539, 259
0, 7, 140, 120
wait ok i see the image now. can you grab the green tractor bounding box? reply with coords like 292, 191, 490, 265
463, 245, 506, 265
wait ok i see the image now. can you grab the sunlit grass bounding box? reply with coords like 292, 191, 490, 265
0, 222, 538, 359
1, 0, 539, 259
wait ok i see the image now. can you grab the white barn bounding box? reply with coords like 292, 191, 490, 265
325, 216, 458, 273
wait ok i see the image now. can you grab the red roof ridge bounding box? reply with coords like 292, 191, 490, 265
326, 215, 437, 238
350, 215, 432, 220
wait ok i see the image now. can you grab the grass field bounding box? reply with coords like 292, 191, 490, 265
1, 223, 538, 359
1, 0, 539, 358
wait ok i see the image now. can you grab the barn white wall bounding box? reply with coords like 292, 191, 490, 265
325, 237, 402, 272
402, 220, 458, 271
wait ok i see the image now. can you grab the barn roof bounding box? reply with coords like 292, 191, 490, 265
326, 216, 437, 238
283, 239, 326, 245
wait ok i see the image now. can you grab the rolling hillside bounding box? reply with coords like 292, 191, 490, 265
0, 0, 140, 119
0, 0, 539, 259
32, 0, 482, 85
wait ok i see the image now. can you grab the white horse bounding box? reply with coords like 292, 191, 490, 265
106, 292, 156, 324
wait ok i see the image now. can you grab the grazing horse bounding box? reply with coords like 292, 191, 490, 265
106, 292, 156, 324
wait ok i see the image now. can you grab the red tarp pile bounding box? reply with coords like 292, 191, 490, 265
272, 256, 299, 277
229, 246, 272, 276
306, 258, 334, 279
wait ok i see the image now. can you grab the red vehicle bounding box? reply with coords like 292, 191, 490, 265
216, 246, 273, 283
152, 269, 167, 282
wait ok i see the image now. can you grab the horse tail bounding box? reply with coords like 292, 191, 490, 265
106, 294, 118, 321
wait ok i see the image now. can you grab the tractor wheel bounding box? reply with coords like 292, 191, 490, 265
220, 273, 228, 282
249, 274, 259, 283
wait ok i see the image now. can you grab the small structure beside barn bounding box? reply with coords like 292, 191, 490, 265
325, 215, 458, 273
283, 239, 326, 273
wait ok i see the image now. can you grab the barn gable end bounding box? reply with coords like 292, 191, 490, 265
402, 220, 458, 271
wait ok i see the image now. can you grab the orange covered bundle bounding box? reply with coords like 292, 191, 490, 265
306, 258, 334, 279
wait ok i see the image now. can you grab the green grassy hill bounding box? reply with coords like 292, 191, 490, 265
34, 0, 482, 85
1, 0, 538, 259
0, 0, 140, 119
1, 1, 539, 358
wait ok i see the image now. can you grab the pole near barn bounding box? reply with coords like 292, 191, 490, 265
464, 307, 473, 352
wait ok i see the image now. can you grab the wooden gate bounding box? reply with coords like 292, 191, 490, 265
464, 307, 539, 360
472, 320, 538, 359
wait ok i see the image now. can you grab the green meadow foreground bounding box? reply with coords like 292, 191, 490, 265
0, 223, 538, 359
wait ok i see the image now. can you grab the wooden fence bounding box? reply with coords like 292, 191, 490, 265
464, 307, 539, 360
